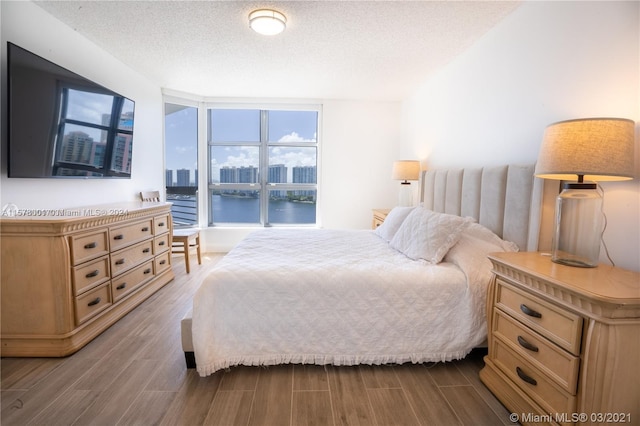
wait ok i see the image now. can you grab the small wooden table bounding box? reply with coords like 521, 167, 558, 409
172, 229, 202, 273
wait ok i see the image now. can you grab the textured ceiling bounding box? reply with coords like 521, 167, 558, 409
34, 1, 521, 101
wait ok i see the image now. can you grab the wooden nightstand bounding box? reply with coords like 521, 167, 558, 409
480, 252, 639, 425
371, 208, 391, 229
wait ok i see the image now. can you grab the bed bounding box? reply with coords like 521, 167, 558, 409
187, 164, 554, 377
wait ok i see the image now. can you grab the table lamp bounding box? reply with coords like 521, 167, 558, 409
534, 117, 635, 267
392, 160, 420, 207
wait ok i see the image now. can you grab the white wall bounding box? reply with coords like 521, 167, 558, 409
401, 1, 640, 271
0, 1, 163, 209
320, 100, 401, 228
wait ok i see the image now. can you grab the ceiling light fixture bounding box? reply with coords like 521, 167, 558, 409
249, 9, 287, 36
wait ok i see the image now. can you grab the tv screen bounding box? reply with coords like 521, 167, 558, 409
7, 42, 135, 178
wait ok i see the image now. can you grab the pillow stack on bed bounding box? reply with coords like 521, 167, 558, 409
375, 206, 518, 263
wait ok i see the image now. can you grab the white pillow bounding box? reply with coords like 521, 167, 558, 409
389, 208, 472, 263
444, 222, 519, 271
462, 222, 519, 252
375, 206, 415, 241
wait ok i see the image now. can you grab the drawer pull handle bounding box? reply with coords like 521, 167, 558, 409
113, 234, 124, 240
87, 297, 101, 307
158, 241, 166, 246
159, 222, 165, 227
144, 268, 152, 274
516, 367, 537, 386
142, 248, 150, 253
517, 335, 539, 352
520, 304, 542, 318
84, 242, 97, 249
85, 270, 99, 278
142, 227, 149, 232
115, 259, 125, 265
159, 260, 166, 265
116, 283, 127, 290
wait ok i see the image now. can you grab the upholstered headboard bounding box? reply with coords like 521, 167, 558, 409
420, 164, 555, 251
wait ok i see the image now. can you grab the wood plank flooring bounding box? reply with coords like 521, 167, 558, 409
1, 253, 513, 425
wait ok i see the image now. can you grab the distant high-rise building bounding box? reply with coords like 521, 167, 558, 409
177, 169, 190, 186
220, 166, 258, 183
269, 164, 287, 183
293, 166, 316, 184
166, 169, 174, 186
238, 166, 258, 183
293, 166, 317, 199
220, 166, 238, 183
269, 164, 287, 198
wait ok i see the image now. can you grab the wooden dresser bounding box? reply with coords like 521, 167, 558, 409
1, 202, 175, 357
480, 252, 639, 425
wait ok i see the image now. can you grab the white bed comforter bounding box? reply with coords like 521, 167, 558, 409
193, 228, 502, 377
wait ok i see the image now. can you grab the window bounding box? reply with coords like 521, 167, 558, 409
209, 107, 319, 226
54, 88, 133, 177
164, 102, 198, 227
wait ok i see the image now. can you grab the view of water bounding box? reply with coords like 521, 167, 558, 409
211, 194, 316, 224
167, 194, 317, 225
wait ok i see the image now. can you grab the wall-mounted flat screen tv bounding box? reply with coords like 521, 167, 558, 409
7, 42, 135, 178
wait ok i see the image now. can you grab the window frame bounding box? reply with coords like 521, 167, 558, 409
163, 99, 201, 228
207, 104, 321, 227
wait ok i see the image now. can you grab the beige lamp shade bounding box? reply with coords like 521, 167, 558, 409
392, 160, 420, 183
534, 118, 635, 182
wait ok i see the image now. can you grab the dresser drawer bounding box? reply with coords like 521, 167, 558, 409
496, 279, 583, 354
154, 214, 171, 235
155, 251, 171, 274
75, 283, 112, 325
493, 309, 580, 394
110, 240, 154, 277
69, 230, 109, 265
154, 233, 170, 254
109, 219, 153, 251
111, 260, 155, 302
72, 256, 110, 295
493, 338, 576, 416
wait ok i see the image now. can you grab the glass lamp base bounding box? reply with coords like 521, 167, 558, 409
551, 182, 603, 268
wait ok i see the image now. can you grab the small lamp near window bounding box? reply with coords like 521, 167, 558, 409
392, 160, 420, 207
535, 117, 635, 267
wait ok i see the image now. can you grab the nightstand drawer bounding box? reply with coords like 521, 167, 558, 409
496, 279, 582, 354
493, 338, 576, 416
371, 209, 391, 230
493, 309, 580, 394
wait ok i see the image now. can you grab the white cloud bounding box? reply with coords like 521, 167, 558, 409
278, 132, 316, 143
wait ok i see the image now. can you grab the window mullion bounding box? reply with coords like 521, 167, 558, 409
260, 110, 269, 226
